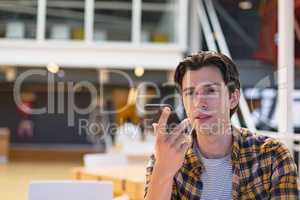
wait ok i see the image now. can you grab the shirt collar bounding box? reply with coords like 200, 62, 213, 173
180, 131, 203, 174
232, 126, 241, 163
181, 126, 242, 174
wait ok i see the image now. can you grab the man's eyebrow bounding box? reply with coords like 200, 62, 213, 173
182, 82, 222, 92
203, 82, 222, 87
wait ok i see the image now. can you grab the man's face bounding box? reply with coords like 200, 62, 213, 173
181, 66, 237, 135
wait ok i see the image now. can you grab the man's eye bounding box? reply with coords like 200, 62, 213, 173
205, 88, 215, 93
184, 91, 194, 96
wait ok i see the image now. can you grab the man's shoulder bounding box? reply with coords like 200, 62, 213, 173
238, 127, 290, 157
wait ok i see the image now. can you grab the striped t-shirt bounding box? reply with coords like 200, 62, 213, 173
194, 143, 232, 200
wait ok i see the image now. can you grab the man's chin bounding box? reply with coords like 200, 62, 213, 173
193, 121, 222, 135
194, 124, 212, 135
194, 120, 212, 128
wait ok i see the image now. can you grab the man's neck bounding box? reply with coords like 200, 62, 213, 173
195, 127, 232, 159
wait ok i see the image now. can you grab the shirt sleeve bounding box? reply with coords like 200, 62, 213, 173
270, 141, 299, 199
144, 154, 179, 200
144, 154, 156, 199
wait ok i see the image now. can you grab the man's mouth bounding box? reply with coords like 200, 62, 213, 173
195, 113, 212, 122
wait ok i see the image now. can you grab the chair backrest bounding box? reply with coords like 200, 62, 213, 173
123, 141, 154, 156
83, 153, 128, 170
28, 180, 113, 200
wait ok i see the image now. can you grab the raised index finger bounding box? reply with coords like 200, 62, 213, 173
157, 106, 171, 130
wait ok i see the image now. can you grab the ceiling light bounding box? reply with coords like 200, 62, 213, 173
239, 1, 252, 10
134, 66, 144, 77
5, 67, 16, 82
47, 62, 60, 74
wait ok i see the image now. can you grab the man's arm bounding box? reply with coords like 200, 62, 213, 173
144, 155, 178, 200
270, 142, 299, 199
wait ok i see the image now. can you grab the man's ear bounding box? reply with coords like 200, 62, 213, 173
230, 89, 240, 110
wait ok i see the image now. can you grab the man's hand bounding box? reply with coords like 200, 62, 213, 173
153, 107, 192, 180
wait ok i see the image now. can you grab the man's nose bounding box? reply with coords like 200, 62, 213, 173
193, 93, 208, 109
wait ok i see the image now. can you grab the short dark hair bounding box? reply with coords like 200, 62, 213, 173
174, 51, 240, 117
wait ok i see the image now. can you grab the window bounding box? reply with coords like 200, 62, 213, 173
46, 0, 85, 40
94, 0, 132, 42
141, 0, 177, 43
0, 0, 38, 39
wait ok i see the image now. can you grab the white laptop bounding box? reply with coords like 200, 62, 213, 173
28, 181, 113, 200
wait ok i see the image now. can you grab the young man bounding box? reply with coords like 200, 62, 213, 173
144, 51, 299, 199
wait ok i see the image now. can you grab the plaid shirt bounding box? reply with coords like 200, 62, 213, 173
144, 127, 299, 199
